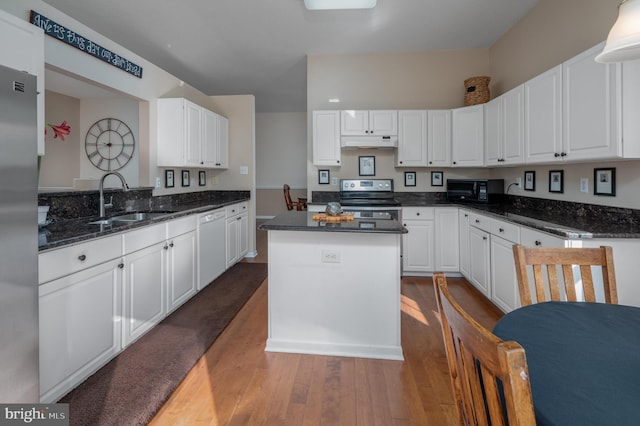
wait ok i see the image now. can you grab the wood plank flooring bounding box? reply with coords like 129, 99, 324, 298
149, 222, 502, 425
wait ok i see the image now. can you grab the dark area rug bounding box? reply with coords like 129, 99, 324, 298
59, 262, 268, 426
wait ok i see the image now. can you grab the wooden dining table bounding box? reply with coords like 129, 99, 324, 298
493, 301, 640, 426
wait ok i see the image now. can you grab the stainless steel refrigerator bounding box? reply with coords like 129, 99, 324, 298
0, 64, 39, 402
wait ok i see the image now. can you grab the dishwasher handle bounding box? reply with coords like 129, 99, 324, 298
200, 210, 226, 223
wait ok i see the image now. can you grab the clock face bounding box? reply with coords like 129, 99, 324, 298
85, 118, 135, 171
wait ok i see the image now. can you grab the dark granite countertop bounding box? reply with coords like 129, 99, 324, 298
39, 195, 249, 251
259, 211, 407, 234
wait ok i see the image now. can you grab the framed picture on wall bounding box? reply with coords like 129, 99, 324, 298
181, 170, 190, 187
431, 171, 443, 187
404, 171, 416, 187
199, 170, 206, 186
359, 156, 375, 176
165, 170, 174, 188
549, 170, 563, 193
594, 167, 616, 196
524, 171, 536, 191
318, 169, 330, 184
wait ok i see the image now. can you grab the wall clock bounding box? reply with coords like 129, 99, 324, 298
85, 118, 135, 171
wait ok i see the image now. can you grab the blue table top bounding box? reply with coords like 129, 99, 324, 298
493, 301, 640, 426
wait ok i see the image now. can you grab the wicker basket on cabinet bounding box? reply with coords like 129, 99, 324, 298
463, 76, 491, 106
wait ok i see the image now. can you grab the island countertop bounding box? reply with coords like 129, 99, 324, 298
259, 211, 407, 234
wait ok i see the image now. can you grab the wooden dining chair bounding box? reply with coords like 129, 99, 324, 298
512, 245, 618, 306
433, 273, 536, 426
283, 184, 307, 211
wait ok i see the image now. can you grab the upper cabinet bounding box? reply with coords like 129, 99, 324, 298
341, 110, 398, 136
485, 85, 524, 166
427, 110, 452, 167
157, 98, 228, 169
396, 110, 427, 167
451, 105, 484, 167
0, 10, 45, 155
524, 65, 563, 164
312, 110, 341, 166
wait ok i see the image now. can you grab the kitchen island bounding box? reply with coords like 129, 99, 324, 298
259, 211, 407, 360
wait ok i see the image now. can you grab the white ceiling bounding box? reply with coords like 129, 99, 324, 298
42, 0, 539, 112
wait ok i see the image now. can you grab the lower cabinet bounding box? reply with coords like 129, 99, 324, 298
39, 257, 123, 403
226, 202, 249, 268
468, 225, 491, 298
490, 235, 519, 313
458, 209, 471, 277
166, 228, 197, 314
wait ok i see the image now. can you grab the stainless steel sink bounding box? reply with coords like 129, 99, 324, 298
88, 211, 176, 225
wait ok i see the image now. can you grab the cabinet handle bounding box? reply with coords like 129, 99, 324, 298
169, 242, 174, 247
78, 254, 86, 261
399, 161, 403, 164
429, 161, 432, 164
560, 152, 567, 157
483, 236, 487, 240
475, 219, 480, 223
464, 213, 468, 217
499, 228, 504, 232
118, 263, 124, 269
535, 240, 542, 246
164, 245, 169, 250
453, 161, 457, 165
336, 160, 340, 164
554, 153, 560, 157
416, 212, 420, 216
237, 217, 242, 221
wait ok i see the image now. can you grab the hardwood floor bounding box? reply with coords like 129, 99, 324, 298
149, 222, 502, 425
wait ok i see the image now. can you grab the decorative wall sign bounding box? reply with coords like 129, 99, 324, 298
30, 10, 143, 79
318, 169, 330, 184
431, 171, 443, 187
165, 170, 174, 188
404, 171, 416, 187
594, 167, 616, 196
199, 171, 206, 186
524, 171, 536, 191
181, 170, 190, 187
359, 156, 375, 176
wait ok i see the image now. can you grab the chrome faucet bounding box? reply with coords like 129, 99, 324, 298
99, 171, 129, 217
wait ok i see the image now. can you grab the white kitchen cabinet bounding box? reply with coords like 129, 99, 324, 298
0, 10, 45, 155
166, 216, 198, 314
435, 208, 459, 272
203, 109, 229, 168
122, 223, 167, 347
524, 65, 563, 164
520, 227, 567, 248
451, 105, 484, 167
312, 110, 341, 166
427, 110, 452, 167
341, 110, 398, 135
39, 257, 123, 403
402, 207, 435, 274
468, 225, 490, 298
157, 98, 228, 169
396, 110, 428, 167
226, 202, 249, 268
485, 86, 524, 166
458, 209, 471, 278
490, 235, 519, 313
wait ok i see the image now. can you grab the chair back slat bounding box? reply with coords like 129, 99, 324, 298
433, 273, 536, 426
513, 245, 618, 306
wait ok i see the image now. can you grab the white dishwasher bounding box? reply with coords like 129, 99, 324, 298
198, 208, 227, 290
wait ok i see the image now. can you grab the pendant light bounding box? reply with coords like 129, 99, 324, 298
304, 0, 377, 10
596, 0, 640, 63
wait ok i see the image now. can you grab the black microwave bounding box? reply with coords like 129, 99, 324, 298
446, 179, 504, 203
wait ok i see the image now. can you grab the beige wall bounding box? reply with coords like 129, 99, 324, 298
306, 50, 492, 196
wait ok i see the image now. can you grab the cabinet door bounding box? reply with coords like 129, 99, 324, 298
201, 108, 218, 168
452, 105, 484, 166
458, 209, 471, 278
402, 219, 434, 273
435, 208, 459, 272
468, 226, 490, 298
563, 42, 621, 160
238, 212, 249, 258
503, 85, 525, 165
369, 110, 398, 135
490, 235, 519, 313
166, 230, 197, 314
216, 114, 229, 168
123, 242, 166, 347
396, 110, 428, 167
39, 258, 123, 403
484, 97, 502, 165
524, 65, 563, 163
226, 215, 239, 267
427, 110, 452, 167
341, 110, 369, 135
312, 110, 341, 166
185, 101, 203, 166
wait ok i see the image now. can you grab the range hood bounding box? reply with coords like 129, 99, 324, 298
340, 135, 398, 149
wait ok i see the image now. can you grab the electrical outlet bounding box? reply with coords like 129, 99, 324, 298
155, 177, 161, 188
580, 178, 589, 193
321, 250, 340, 263
515, 177, 522, 187
331, 177, 338, 186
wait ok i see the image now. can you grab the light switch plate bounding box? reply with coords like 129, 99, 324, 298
155, 177, 161, 188
239, 166, 249, 175
331, 177, 338, 185
580, 178, 589, 193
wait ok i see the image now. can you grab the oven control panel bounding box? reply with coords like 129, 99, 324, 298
340, 179, 393, 192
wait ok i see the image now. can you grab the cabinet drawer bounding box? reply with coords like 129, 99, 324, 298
226, 201, 248, 217
39, 234, 122, 284
402, 207, 434, 221
123, 223, 166, 254
469, 212, 493, 232
491, 220, 520, 243
167, 215, 197, 239
520, 227, 566, 248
